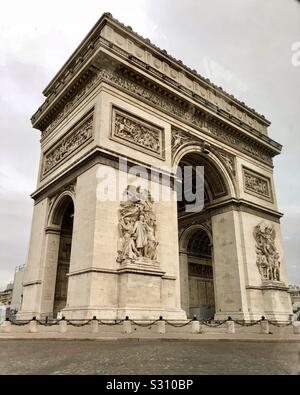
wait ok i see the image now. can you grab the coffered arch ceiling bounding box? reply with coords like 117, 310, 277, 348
177, 151, 231, 212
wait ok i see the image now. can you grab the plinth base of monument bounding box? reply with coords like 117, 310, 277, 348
48, 306, 187, 321
261, 281, 289, 291
116, 307, 187, 321
118, 258, 164, 276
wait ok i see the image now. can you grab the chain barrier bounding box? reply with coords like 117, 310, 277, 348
268, 321, 293, 327
98, 319, 124, 326
8, 319, 32, 326
36, 319, 59, 327
233, 320, 261, 327
130, 319, 160, 327
66, 319, 92, 327
164, 319, 194, 328
5, 317, 294, 329
201, 319, 227, 327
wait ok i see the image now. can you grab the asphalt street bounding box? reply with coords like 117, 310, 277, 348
0, 340, 299, 375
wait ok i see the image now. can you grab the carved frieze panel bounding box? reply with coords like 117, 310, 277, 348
111, 107, 164, 159
254, 222, 280, 282
43, 112, 94, 176
243, 167, 273, 202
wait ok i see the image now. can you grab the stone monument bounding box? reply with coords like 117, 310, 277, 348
18, 13, 292, 321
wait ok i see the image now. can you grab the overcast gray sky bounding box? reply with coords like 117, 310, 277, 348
0, 0, 299, 290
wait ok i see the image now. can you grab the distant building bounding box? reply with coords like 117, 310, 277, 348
289, 284, 300, 320
10, 265, 25, 314
289, 284, 300, 304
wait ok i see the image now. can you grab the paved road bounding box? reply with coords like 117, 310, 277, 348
0, 340, 299, 375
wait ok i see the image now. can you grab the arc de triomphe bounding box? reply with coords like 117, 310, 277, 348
18, 13, 292, 322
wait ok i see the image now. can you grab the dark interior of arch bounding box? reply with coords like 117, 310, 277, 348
52, 195, 74, 226
177, 152, 228, 213
53, 199, 74, 316
61, 202, 74, 234
187, 229, 211, 258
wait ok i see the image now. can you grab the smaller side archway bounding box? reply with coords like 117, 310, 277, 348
179, 224, 216, 319
41, 192, 75, 318
48, 191, 75, 228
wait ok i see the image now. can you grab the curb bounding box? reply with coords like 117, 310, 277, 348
0, 335, 299, 343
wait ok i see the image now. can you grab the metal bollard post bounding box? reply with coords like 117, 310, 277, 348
29, 317, 38, 333
91, 316, 99, 334
292, 321, 300, 334
123, 316, 132, 334
191, 316, 200, 334
226, 317, 235, 334
260, 316, 269, 334
157, 316, 166, 334
2, 318, 12, 333
59, 317, 68, 333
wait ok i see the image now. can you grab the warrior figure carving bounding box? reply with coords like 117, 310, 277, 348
117, 186, 159, 264
254, 222, 280, 282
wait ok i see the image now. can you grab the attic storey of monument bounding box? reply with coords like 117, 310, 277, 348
18, 12, 292, 322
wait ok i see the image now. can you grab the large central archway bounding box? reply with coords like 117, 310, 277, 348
176, 148, 234, 319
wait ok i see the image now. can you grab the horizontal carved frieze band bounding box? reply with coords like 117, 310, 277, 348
243, 166, 273, 202
40, 64, 272, 166
102, 66, 272, 165
111, 106, 165, 159
43, 111, 94, 176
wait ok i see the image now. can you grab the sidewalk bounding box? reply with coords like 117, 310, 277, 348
1, 319, 299, 342
1, 331, 299, 342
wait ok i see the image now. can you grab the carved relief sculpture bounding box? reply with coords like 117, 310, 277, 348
117, 186, 159, 264
216, 150, 236, 177
244, 168, 271, 201
171, 129, 195, 155
254, 222, 280, 282
43, 114, 93, 175
112, 107, 164, 159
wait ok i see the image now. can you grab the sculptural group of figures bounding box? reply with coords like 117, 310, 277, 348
245, 173, 268, 196
117, 186, 158, 263
115, 114, 161, 153
44, 118, 93, 173
254, 223, 280, 281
